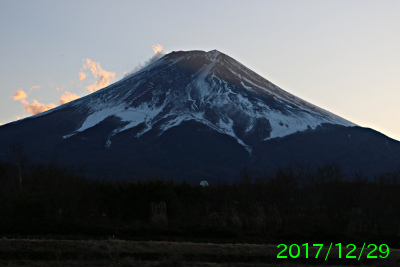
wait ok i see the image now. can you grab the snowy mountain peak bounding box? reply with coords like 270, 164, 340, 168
59, 50, 355, 151
206, 49, 222, 60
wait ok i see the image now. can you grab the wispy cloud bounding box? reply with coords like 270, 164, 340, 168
21, 100, 57, 115
79, 72, 87, 81
13, 89, 28, 100
152, 44, 164, 54
12, 89, 57, 115
59, 91, 80, 105
124, 44, 167, 78
83, 58, 115, 93
12, 58, 114, 118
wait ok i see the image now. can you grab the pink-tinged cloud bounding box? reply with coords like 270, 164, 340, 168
13, 89, 28, 100
83, 58, 115, 93
20, 99, 57, 115
59, 91, 80, 105
12, 89, 56, 115
79, 72, 87, 81
152, 44, 164, 54
12, 58, 113, 117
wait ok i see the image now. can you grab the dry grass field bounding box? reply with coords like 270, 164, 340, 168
0, 238, 398, 266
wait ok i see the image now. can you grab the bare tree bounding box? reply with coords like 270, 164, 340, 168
7, 142, 27, 188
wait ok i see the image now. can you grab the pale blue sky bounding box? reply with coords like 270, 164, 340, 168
1, 0, 399, 141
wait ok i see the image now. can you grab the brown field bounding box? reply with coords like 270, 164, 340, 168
0, 238, 398, 266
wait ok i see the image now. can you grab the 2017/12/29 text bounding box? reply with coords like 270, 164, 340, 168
277, 243, 389, 260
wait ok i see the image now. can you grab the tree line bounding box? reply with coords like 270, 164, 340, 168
0, 146, 400, 245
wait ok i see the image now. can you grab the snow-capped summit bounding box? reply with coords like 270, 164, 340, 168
60, 50, 355, 151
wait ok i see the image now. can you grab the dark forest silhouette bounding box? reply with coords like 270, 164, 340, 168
1, 146, 400, 245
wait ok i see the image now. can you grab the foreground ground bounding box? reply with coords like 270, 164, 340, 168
0, 238, 398, 266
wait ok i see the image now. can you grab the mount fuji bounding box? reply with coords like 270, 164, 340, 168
1, 50, 399, 182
